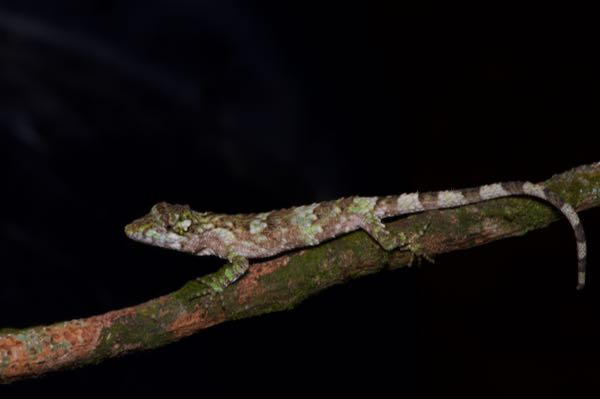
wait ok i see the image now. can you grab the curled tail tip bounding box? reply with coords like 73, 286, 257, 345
576, 271, 586, 290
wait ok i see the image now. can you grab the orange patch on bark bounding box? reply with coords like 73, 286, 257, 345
0, 319, 104, 381
0, 304, 140, 382
169, 305, 226, 339
235, 256, 290, 303
251, 256, 290, 278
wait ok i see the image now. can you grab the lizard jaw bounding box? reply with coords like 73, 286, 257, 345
124, 217, 186, 251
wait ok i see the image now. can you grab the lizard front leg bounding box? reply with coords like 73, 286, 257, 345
195, 251, 250, 295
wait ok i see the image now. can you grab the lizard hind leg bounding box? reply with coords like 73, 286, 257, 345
359, 215, 433, 266
194, 252, 250, 296
359, 214, 400, 251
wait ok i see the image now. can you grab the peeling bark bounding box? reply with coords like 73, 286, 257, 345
2, 162, 600, 383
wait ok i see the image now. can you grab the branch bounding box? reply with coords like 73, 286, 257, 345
2, 162, 600, 383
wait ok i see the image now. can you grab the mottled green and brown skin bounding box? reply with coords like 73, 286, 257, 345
125, 181, 586, 294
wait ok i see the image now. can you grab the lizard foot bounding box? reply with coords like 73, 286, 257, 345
180, 276, 227, 300
195, 274, 228, 295
188, 254, 250, 299
398, 218, 434, 266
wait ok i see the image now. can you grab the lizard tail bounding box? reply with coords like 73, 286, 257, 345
375, 181, 586, 290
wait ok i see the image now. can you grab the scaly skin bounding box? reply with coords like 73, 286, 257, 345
125, 181, 586, 294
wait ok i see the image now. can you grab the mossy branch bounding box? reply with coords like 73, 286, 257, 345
2, 162, 600, 383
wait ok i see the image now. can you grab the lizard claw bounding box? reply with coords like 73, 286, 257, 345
405, 241, 435, 266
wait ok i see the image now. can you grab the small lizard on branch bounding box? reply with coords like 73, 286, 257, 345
125, 181, 587, 293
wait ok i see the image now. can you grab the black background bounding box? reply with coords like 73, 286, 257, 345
1, 2, 599, 397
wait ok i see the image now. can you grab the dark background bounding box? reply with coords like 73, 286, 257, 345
0, 2, 599, 397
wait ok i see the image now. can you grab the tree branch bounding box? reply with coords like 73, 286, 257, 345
2, 162, 600, 383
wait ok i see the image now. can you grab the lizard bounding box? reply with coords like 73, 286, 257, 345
124, 181, 587, 295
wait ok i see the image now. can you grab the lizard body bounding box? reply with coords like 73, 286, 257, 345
125, 181, 586, 293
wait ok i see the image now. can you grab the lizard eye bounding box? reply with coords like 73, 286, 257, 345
150, 202, 193, 235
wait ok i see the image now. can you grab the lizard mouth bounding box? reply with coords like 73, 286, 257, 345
125, 202, 204, 253
124, 213, 186, 250
124, 213, 156, 242
124, 221, 145, 242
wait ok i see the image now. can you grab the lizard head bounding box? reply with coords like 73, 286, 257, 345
124, 202, 214, 253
